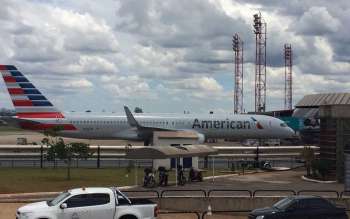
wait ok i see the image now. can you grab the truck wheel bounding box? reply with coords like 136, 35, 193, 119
120, 215, 137, 219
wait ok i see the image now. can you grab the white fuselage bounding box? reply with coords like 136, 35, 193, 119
27, 113, 295, 140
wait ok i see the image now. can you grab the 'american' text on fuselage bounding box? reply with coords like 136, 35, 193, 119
192, 118, 252, 129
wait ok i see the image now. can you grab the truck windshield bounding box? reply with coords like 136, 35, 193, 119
47, 192, 71, 206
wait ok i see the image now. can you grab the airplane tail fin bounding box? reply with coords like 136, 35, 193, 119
0, 65, 64, 118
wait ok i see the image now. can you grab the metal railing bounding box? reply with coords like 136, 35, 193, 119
160, 189, 207, 198
207, 189, 252, 197
122, 189, 343, 198
297, 190, 340, 198
120, 190, 160, 198
253, 189, 296, 197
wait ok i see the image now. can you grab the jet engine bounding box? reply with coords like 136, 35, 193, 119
195, 132, 206, 144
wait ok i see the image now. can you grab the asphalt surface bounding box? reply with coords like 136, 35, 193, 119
131, 168, 344, 197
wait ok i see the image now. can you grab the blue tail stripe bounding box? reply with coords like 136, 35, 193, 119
32, 101, 53, 106
23, 89, 41, 95
6, 66, 17, 70
28, 95, 47, 101
10, 71, 23, 77
15, 77, 29, 83
19, 83, 35, 89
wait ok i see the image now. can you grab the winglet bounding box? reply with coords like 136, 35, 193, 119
124, 106, 140, 127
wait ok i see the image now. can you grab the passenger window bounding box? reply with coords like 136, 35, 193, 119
297, 200, 309, 209
65, 193, 110, 208
308, 199, 332, 209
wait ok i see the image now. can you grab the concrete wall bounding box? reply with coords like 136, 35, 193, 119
157, 197, 350, 212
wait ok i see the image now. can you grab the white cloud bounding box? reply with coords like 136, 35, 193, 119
170, 77, 223, 92
62, 79, 93, 89
101, 75, 157, 100
0, 0, 349, 113
294, 6, 341, 36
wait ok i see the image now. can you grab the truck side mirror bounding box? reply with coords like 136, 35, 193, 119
60, 203, 67, 209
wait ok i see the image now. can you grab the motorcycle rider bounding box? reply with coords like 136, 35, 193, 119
158, 166, 168, 186
177, 165, 186, 186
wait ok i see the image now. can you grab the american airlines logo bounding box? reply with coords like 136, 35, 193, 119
192, 118, 252, 129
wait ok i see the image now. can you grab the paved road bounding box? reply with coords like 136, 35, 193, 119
140, 168, 344, 195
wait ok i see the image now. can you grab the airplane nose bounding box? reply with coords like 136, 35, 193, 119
285, 127, 295, 138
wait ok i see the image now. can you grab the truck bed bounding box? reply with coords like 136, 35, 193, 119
129, 198, 155, 205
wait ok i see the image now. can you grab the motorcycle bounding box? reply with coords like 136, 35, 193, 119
143, 168, 156, 188
189, 167, 203, 182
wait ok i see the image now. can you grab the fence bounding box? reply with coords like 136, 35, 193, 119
0, 145, 318, 169
119, 188, 344, 199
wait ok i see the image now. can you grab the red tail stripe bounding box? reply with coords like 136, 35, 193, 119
16, 112, 65, 118
0, 65, 7, 70
8, 88, 24, 95
257, 122, 264, 129
3, 76, 16, 83
20, 123, 76, 131
13, 100, 33, 106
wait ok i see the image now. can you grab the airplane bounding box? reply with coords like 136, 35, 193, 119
0, 65, 294, 145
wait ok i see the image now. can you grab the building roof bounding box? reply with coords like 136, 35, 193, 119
296, 93, 350, 108
125, 145, 218, 159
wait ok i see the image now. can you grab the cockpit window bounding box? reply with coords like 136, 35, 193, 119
280, 123, 287, 127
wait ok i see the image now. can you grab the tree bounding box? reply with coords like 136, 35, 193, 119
312, 159, 332, 180
300, 146, 315, 177
134, 107, 143, 113
42, 127, 91, 180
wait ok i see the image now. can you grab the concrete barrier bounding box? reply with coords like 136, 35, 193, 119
158, 197, 350, 212
2, 192, 350, 212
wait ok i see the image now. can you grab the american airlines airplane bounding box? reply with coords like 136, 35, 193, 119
0, 65, 294, 145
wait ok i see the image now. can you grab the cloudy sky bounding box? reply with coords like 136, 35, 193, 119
0, 0, 349, 114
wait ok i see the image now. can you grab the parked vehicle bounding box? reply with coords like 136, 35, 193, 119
16, 187, 158, 219
248, 196, 347, 219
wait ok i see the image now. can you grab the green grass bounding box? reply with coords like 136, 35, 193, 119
0, 126, 24, 132
0, 167, 227, 194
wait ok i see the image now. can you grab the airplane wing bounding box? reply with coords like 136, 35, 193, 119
124, 106, 172, 132
124, 106, 205, 144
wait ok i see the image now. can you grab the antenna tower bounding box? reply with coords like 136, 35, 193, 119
253, 12, 267, 112
232, 34, 244, 114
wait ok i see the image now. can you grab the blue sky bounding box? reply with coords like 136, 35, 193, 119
0, 0, 349, 114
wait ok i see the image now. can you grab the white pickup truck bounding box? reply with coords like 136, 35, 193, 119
16, 187, 158, 219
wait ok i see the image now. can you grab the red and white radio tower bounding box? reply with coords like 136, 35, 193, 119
284, 44, 292, 110
253, 12, 267, 113
232, 34, 244, 114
